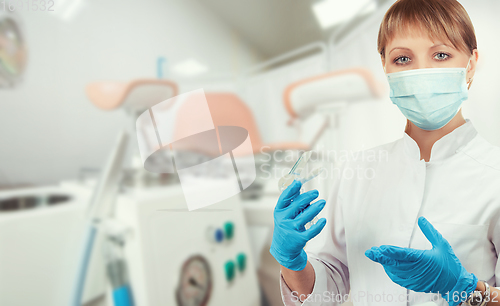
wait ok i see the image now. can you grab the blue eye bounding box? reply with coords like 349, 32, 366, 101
394, 56, 410, 65
434, 52, 450, 61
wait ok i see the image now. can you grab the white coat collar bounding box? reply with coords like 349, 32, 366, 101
402, 118, 478, 162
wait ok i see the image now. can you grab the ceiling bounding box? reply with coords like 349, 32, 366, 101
198, 0, 325, 60
198, 0, 392, 61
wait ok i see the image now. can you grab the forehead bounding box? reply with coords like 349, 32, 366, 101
386, 24, 454, 50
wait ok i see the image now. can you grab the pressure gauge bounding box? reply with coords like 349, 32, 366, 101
176, 255, 212, 306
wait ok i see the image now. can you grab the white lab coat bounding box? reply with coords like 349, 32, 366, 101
279, 119, 500, 306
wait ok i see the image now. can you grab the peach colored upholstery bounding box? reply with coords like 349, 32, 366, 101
172, 92, 310, 156
86, 79, 178, 111
206, 93, 263, 151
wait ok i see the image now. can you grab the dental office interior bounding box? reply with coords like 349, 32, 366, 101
1, 0, 500, 305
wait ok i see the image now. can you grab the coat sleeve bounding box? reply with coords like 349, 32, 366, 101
279, 162, 351, 306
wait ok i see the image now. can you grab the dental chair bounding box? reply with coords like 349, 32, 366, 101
85, 84, 267, 306
203, 92, 310, 154
283, 67, 383, 196
166, 91, 315, 306
86, 79, 178, 113
283, 67, 383, 153
86, 79, 179, 187
170, 92, 310, 155
169, 92, 311, 200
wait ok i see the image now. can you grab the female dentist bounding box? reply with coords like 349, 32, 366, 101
269, 0, 500, 305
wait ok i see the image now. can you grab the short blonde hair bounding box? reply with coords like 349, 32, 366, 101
377, 0, 477, 58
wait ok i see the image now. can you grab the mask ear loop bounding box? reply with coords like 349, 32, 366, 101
466, 57, 474, 90
467, 78, 473, 90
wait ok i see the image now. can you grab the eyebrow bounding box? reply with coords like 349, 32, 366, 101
431, 43, 452, 48
389, 47, 412, 54
388, 43, 453, 55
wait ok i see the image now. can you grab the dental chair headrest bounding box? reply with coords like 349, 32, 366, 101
284, 67, 384, 121
86, 79, 178, 112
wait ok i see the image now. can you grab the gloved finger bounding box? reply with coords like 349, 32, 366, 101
302, 218, 327, 240
296, 199, 326, 226
365, 248, 399, 267
276, 180, 302, 210
285, 189, 320, 219
378, 245, 422, 262
418, 216, 448, 248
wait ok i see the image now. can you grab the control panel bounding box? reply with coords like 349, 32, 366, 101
114, 183, 260, 306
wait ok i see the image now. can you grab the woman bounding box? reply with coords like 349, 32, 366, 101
269, 0, 500, 305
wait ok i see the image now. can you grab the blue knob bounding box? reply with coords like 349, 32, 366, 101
214, 228, 224, 243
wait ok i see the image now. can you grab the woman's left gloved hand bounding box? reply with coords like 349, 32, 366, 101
364, 216, 478, 306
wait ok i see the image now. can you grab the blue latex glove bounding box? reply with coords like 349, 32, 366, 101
365, 216, 478, 306
270, 179, 327, 271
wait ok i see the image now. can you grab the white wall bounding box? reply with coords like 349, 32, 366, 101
0, 0, 262, 186
457, 0, 500, 146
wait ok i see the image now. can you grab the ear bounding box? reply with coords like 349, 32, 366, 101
467, 49, 479, 88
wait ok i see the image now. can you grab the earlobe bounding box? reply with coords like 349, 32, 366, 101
466, 54, 476, 89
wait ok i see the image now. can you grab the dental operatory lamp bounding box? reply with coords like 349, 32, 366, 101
0, 11, 27, 88
283, 67, 383, 191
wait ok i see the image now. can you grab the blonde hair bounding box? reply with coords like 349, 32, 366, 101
377, 0, 477, 59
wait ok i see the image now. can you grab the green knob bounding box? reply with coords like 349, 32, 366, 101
224, 260, 235, 282
236, 253, 246, 272
223, 221, 234, 240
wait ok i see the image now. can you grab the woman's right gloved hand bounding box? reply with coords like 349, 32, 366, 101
269, 179, 327, 271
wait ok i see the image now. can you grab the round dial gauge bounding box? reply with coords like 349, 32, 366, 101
176, 255, 212, 306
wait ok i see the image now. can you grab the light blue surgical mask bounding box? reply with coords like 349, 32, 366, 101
385, 60, 472, 130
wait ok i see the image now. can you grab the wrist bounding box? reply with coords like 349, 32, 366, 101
462, 272, 479, 295
476, 280, 485, 293
270, 246, 307, 271
444, 272, 478, 306
283, 251, 308, 271
468, 274, 480, 296
462, 279, 490, 306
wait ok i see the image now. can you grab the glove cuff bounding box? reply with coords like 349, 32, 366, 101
269, 246, 308, 271
443, 271, 478, 306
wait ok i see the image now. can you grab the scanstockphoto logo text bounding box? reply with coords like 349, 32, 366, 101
258, 147, 389, 181
291, 290, 499, 304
